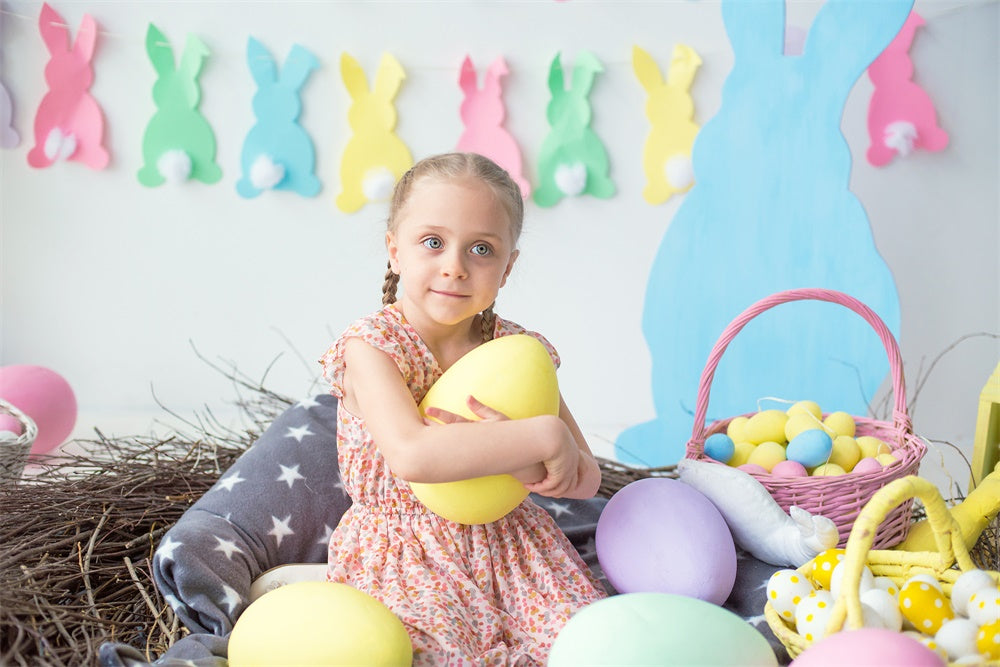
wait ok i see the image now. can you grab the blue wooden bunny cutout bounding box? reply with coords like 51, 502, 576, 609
236, 37, 321, 199
615, 0, 913, 466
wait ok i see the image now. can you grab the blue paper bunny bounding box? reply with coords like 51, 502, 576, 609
236, 38, 321, 199
616, 0, 913, 466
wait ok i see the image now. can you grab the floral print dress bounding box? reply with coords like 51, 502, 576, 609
320, 304, 606, 666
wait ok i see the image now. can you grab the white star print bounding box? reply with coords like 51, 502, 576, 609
164, 593, 184, 611
212, 535, 245, 560
219, 584, 243, 615
335, 479, 349, 497
157, 536, 182, 562
277, 463, 305, 488
295, 396, 321, 410
286, 424, 314, 442
216, 471, 246, 491
544, 500, 573, 519
317, 523, 335, 545
268, 515, 294, 547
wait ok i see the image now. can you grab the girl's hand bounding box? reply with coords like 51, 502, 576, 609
524, 423, 581, 498
423, 395, 509, 424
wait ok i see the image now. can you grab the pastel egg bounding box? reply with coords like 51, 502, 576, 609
772, 460, 809, 478
787, 400, 823, 420
875, 452, 899, 467
823, 411, 856, 438
977, 619, 1000, 660
856, 435, 891, 459
830, 561, 874, 600
767, 569, 815, 622
747, 441, 787, 471
793, 629, 947, 666
785, 414, 826, 442
738, 463, 770, 475
967, 586, 1000, 626
829, 436, 861, 472
935, 618, 980, 661
704, 432, 736, 463
951, 569, 997, 616
861, 588, 903, 632
729, 441, 756, 467
901, 631, 950, 663
852, 457, 883, 475
744, 410, 789, 445
873, 576, 900, 598
809, 549, 846, 590
794, 590, 835, 642
727, 416, 750, 443
899, 578, 954, 635
810, 463, 846, 477
786, 429, 833, 468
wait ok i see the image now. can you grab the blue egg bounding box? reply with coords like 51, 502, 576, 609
786, 429, 833, 468
704, 432, 735, 463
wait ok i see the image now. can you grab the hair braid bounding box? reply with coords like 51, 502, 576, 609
480, 303, 496, 342
382, 262, 399, 305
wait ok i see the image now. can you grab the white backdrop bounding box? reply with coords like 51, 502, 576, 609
1, 1, 997, 480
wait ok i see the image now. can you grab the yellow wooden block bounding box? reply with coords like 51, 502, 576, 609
970, 361, 1000, 490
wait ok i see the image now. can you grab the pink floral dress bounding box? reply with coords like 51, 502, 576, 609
319, 304, 606, 666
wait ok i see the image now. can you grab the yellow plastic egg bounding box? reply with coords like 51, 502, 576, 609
728, 441, 756, 468
747, 441, 787, 472
726, 416, 749, 442
410, 334, 558, 525
794, 590, 835, 642
784, 413, 828, 442
829, 436, 861, 472
823, 411, 856, 438
968, 586, 1000, 626
787, 400, 823, 420
977, 618, 1000, 660
899, 578, 954, 635
767, 569, 815, 622
809, 549, 846, 590
744, 409, 789, 445
857, 435, 891, 459
228, 582, 412, 666
810, 463, 846, 477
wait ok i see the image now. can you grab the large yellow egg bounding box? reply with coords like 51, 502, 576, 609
228, 581, 412, 666
409, 334, 559, 525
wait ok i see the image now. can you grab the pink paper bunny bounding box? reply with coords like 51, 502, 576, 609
27, 3, 109, 170
455, 55, 530, 198
866, 11, 948, 166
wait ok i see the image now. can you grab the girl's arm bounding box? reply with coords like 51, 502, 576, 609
525, 395, 602, 500
343, 338, 583, 492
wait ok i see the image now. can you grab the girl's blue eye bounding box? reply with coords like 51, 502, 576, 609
422, 237, 443, 250
471, 243, 492, 256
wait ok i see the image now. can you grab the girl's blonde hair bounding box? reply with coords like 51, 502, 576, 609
382, 152, 524, 341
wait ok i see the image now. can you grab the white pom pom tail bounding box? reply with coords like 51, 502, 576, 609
362, 167, 396, 201
44, 128, 77, 161
664, 154, 695, 190
250, 154, 286, 190
157, 150, 192, 184
554, 162, 587, 197
884, 121, 918, 157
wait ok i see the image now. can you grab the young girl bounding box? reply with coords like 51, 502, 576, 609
320, 152, 607, 665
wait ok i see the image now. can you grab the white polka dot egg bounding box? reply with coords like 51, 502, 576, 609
767, 569, 815, 622
967, 586, 1000, 626
794, 590, 835, 642
899, 575, 954, 635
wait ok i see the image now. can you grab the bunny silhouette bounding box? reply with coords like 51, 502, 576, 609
455, 55, 530, 198
632, 44, 702, 205
0, 82, 18, 149
533, 51, 614, 208
137, 24, 221, 187
866, 11, 948, 166
236, 38, 321, 199
336, 52, 413, 213
27, 3, 108, 170
615, 0, 912, 466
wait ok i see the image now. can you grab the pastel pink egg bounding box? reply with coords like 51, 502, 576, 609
852, 457, 883, 475
738, 463, 770, 475
791, 627, 944, 666
771, 460, 809, 477
0, 365, 77, 456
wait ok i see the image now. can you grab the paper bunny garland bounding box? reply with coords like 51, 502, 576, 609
616, 0, 911, 466
27, 3, 109, 170
138, 24, 221, 187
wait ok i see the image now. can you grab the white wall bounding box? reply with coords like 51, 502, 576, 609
1, 1, 997, 479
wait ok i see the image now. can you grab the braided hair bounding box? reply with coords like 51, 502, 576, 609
381, 153, 523, 342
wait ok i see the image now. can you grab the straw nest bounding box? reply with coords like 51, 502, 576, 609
1, 362, 997, 666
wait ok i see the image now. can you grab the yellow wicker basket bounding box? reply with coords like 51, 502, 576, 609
764, 476, 1000, 664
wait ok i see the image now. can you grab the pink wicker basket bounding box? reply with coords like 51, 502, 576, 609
684, 288, 927, 549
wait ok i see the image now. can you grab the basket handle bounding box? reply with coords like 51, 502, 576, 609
825, 476, 976, 633
688, 288, 910, 450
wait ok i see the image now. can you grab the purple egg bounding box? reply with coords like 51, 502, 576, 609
595, 478, 737, 605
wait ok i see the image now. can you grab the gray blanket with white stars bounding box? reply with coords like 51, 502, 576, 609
99, 393, 787, 666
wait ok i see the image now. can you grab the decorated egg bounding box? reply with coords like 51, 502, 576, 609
767, 569, 815, 622
548, 593, 778, 666
744, 410, 789, 445
704, 432, 735, 463
967, 586, 1000, 625
900, 577, 954, 635
861, 588, 903, 631
228, 581, 412, 666
829, 436, 861, 472
852, 457, 883, 475
977, 618, 1000, 660
935, 618, 980, 661
787, 400, 823, 420
791, 628, 947, 666
902, 631, 950, 662
856, 435, 891, 459
596, 478, 736, 605
772, 460, 809, 477
951, 569, 997, 616
0, 365, 77, 456
409, 335, 557, 525
830, 561, 874, 600
822, 411, 856, 438
809, 549, 845, 590
786, 429, 833, 468
810, 463, 846, 477
747, 441, 787, 471
727, 415, 750, 442
730, 441, 756, 467
873, 576, 900, 598
794, 590, 835, 642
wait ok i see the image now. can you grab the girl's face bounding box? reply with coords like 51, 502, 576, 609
386, 176, 519, 334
